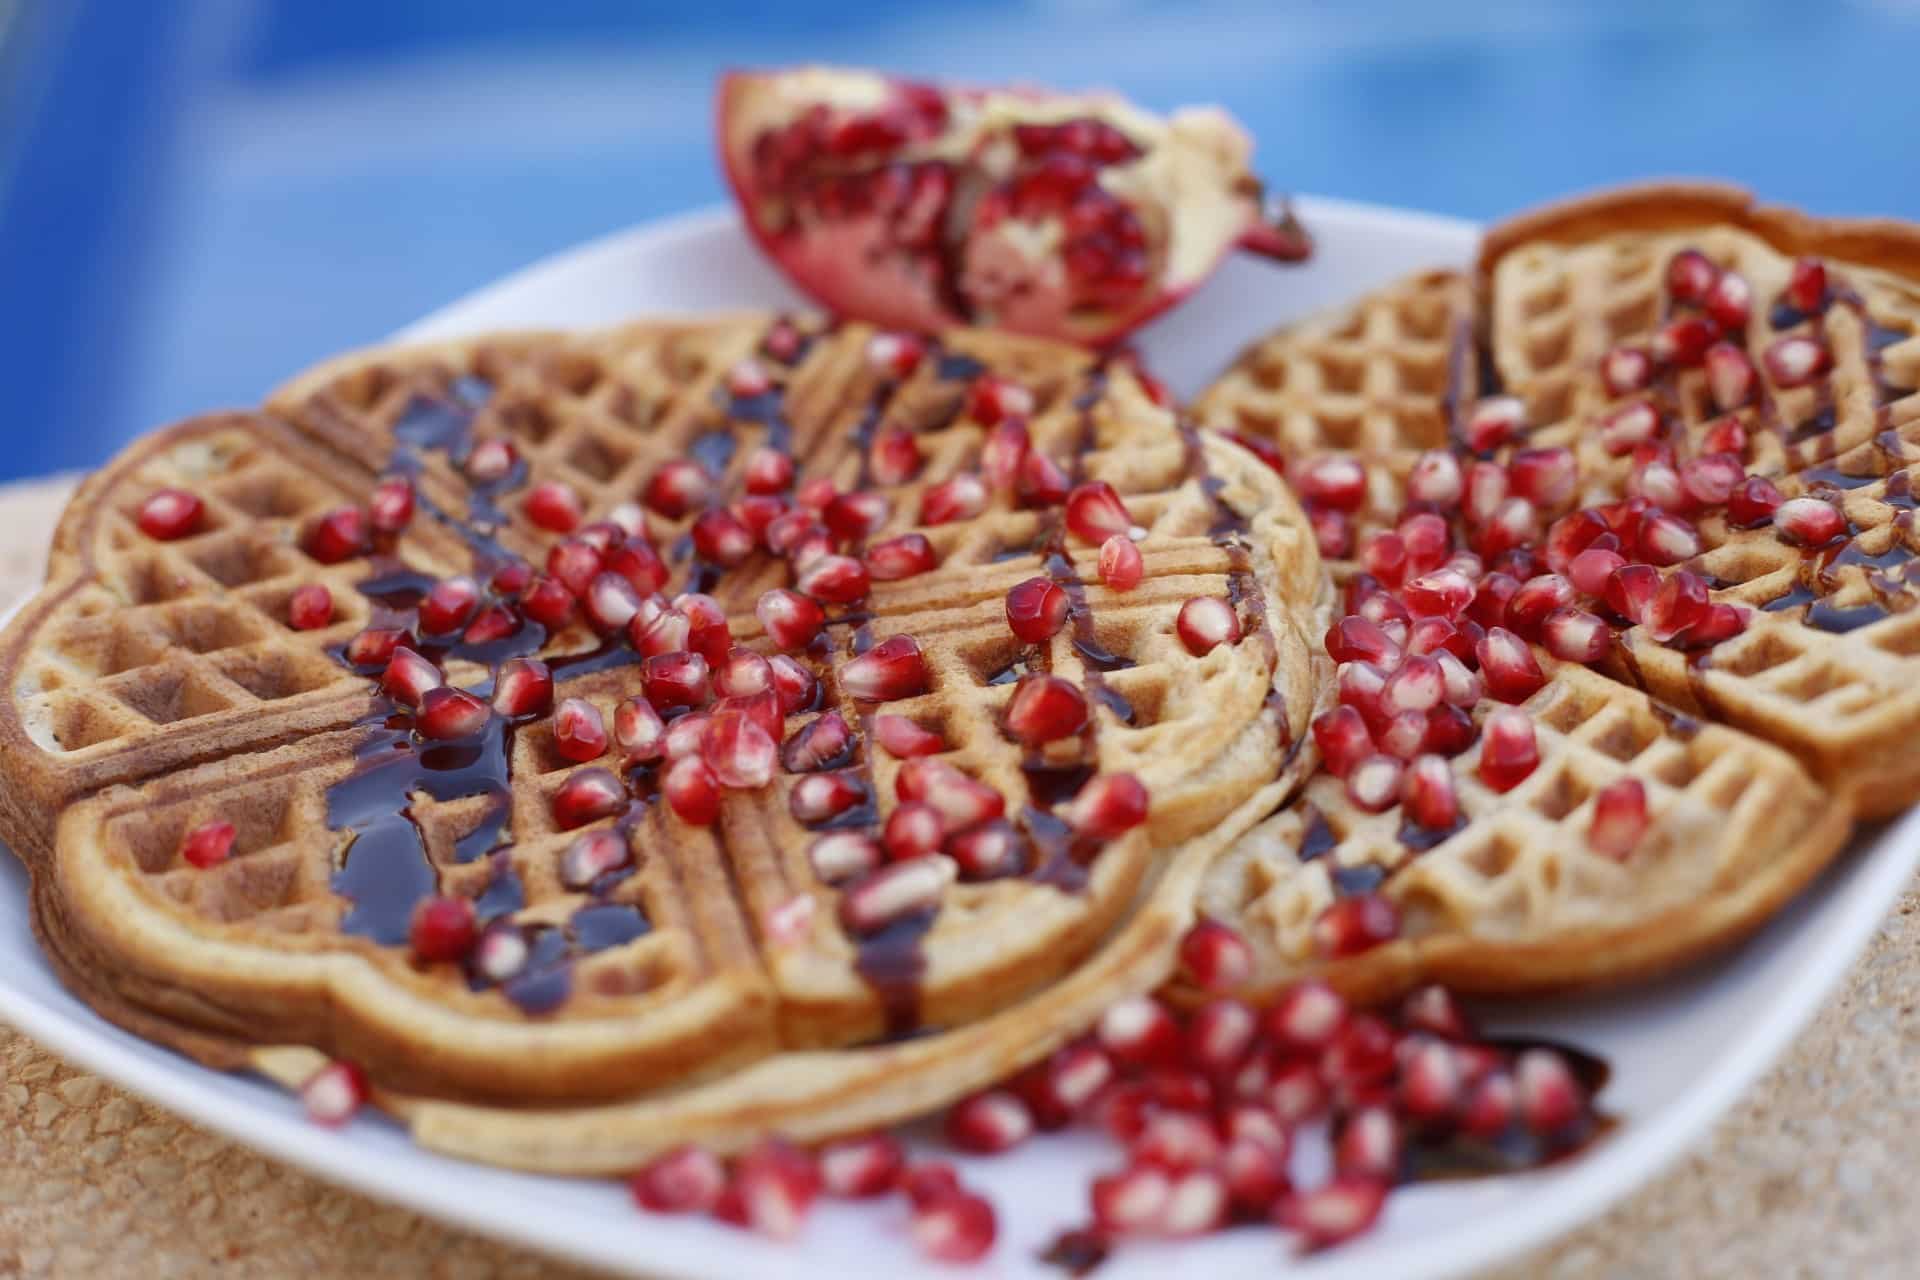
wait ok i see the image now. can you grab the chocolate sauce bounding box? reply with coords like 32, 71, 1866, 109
572, 902, 651, 952
1806, 599, 1889, 633
1646, 702, 1702, 739
501, 927, 572, 1014
853, 911, 934, 1036
687, 429, 738, 478
1401, 1036, 1615, 1182
1022, 762, 1095, 809
1800, 467, 1880, 491
473, 852, 525, 920
1024, 807, 1090, 893
1298, 808, 1338, 861
1398, 814, 1467, 852
1330, 862, 1388, 896
935, 351, 987, 383
1038, 1229, 1111, 1276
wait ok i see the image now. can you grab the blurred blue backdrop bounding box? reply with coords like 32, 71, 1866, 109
3, 0, 1919, 480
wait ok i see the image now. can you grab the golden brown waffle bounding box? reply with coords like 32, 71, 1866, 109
1191, 660, 1847, 1003
1181, 182, 1920, 1001
4, 316, 1327, 1144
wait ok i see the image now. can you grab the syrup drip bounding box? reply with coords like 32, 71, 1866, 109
1399, 1037, 1614, 1182
1329, 862, 1387, 897
1398, 814, 1467, 853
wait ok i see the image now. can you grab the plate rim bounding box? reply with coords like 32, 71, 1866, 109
1, 193, 1914, 1280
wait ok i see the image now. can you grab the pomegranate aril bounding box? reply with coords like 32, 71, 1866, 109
1705, 342, 1757, 411
764, 654, 815, 716
464, 438, 519, 484
818, 1133, 905, 1199
1377, 709, 1427, 760
483, 658, 549, 720
546, 539, 603, 598
1401, 754, 1458, 830
1600, 400, 1661, 456
809, 831, 883, 885
1601, 345, 1653, 396
1065, 481, 1140, 543
1682, 601, 1749, 648
795, 553, 870, 604
1645, 569, 1710, 642
524, 481, 583, 533
409, 894, 476, 963
1604, 562, 1660, 624
704, 710, 777, 791
1542, 606, 1611, 663
1359, 532, 1407, 588
1589, 776, 1650, 859
920, 473, 988, 525
823, 490, 890, 543
1310, 508, 1353, 558
1774, 495, 1846, 547
1018, 450, 1071, 508
1403, 569, 1473, 621
307, 506, 367, 563
1506, 573, 1575, 638
788, 770, 865, 823
839, 634, 929, 702
1652, 313, 1719, 367
1325, 615, 1399, 665
1297, 455, 1367, 511
1399, 1036, 1467, 1121
1568, 546, 1627, 597
875, 803, 940, 863
1398, 512, 1451, 575
1516, 1047, 1586, 1134
1313, 892, 1400, 958
1223, 1135, 1291, 1213
866, 331, 924, 378
713, 649, 773, 701
1006, 576, 1069, 644
1091, 1164, 1171, 1237
1509, 447, 1576, 509
1460, 1069, 1517, 1137
1268, 1058, 1331, 1126
778, 711, 850, 774
520, 575, 577, 629
1336, 658, 1389, 718
980, 419, 1030, 493
180, 820, 236, 869
559, 828, 627, 890
910, 1191, 997, 1263
1786, 256, 1828, 313
1666, 248, 1719, 303
743, 445, 795, 495
746, 590, 819, 655
873, 713, 943, 757
726, 357, 772, 399
1131, 1109, 1222, 1172
1764, 335, 1832, 388
1475, 626, 1546, 703
1179, 918, 1253, 992
631, 1145, 727, 1214
731, 1139, 821, 1241
1277, 1176, 1388, 1251
1184, 998, 1258, 1075
552, 767, 625, 829
1407, 449, 1464, 506
1727, 475, 1785, 527
645, 459, 712, 517
1157, 1169, 1229, 1238
837, 856, 953, 935
1465, 396, 1524, 453
1005, 674, 1089, 745
551, 697, 608, 762
1706, 269, 1752, 330
643, 651, 712, 712
1312, 705, 1375, 778
382, 646, 443, 708
660, 754, 719, 824
900, 1163, 961, 1209
1041, 1042, 1116, 1115
1097, 994, 1180, 1066
1475, 497, 1540, 560
344, 627, 403, 668
896, 757, 1004, 831
135, 488, 204, 540
687, 508, 752, 567
363, 476, 413, 533
1066, 771, 1150, 841
1478, 706, 1540, 792
282, 582, 333, 631
301, 1061, 368, 1128
1701, 414, 1749, 457
472, 922, 530, 984
1334, 1104, 1402, 1180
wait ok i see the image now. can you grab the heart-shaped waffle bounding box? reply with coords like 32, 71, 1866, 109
5, 317, 1327, 1151
1183, 182, 1902, 1000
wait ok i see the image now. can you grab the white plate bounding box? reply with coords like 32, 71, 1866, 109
4, 198, 1916, 1279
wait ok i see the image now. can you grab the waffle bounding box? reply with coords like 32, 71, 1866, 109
1183, 182, 1920, 999
3, 317, 1328, 1143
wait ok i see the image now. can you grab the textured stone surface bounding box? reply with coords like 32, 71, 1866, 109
0, 475, 1913, 1277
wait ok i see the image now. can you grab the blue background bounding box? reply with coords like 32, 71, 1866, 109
3, 0, 1919, 480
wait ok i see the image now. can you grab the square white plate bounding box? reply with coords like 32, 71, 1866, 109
3, 197, 1914, 1279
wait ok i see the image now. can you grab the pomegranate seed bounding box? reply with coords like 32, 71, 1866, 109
1092, 1164, 1172, 1236
1461, 1070, 1517, 1137
1184, 998, 1258, 1075
1065, 773, 1148, 839
1467, 572, 1519, 629
1436, 650, 1482, 708
1684, 601, 1749, 648
872, 713, 943, 757
1476, 626, 1546, 702
1666, 248, 1720, 304
1223, 1135, 1291, 1214
460, 605, 515, 646
920, 473, 988, 525
823, 491, 890, 543
910, 1189, 997, 1264
1314, 893, 1401, 957
896, 758, 1004, 831
1375, 710, 1425, 760
1398, 512, 1451, 574
642, 651, 711, 712
1379, 655, 1441, 714
1096, 994, 1180, 1067
307, 506, 367, 564
796, 553, 870, 604
1297, 455, 1367, 511
645, 460, 712, 517
135, 487, 205, 540
980, 419, 1030, 493
1633, 456, 1688, 512
704, 709, 777, 790
1407, 449, 1464, 506
1478, 706, 1540, 792
1705, 269, 1753, 331
789, 770, 865, 823
344, 627, 403, 668
1726, 475, 1784, 527
1157, 1169, 1229, 1238
1604, 563, 1660, 624
943, 818, 1025, 881
661, 755, 720, 824
775, 710, 847, 773
1703, 342, 1757, 411
1401, 754, 1458, 829
687, 508, 752, 567
180, 820, 236, 869
1515, 1048, 1586, 1134
519, 575, 576, 630
731, 1139, 821, 1241
411, 576, 476, 635
1132, 1109, 1224, 1174
544, 697, 606, 763
1509, 447, 1576, 509
1682, 454, 1743, 509
965, 373, 1035, 426
1019, 450, 1071, 507
1765, 335, 1832, 388
1358, 589, 1411, 637
1179, 919, 1253, 992
558, 828, 627, 890
1333, 616, 1411, 670
358, 477, 411, 535
795, 476, 837, 513
713, 649, 773, 701
1542, 606, 1611, 662
1360, 532, 1407, 587
809, 831, 882, 885
545, 539, 602, 598
1065, 481, 1139, 543
524, 481, 583, 533
1645, 569, 1711, 642
1652, 314, 1719, 367
1334, 1104, 1402, 1180
815, 1134, 904, 1200
1082, 537, 1144, 597
1310, 508, 1353, 558
471, 922, 530, 984
416, 687, 487, 740
1701, 415, 1749, 457
1320, 1012, 1398, 1097
743, 591, 817, 655
1267, 1058, 1331, 1126
1400, 569, 1471, 621
1465, 396, 1525, 453
1786, 256, 1828, 313
766, 654, 817, 715
881, 802, 944, 862
1775, 495, 1846, 547
381, 646, 442, 708
1336, 659, 1390, 718
300, 1061, 368, 1128
1589, 775, 1650, 859
900, 1164, 961, 1209
279, 582, 332, 631
478, 659, 548, 721
1277, 1176, 1388, 1251
1261, 978, 1347, 1054
631, 1146, 727, 1214
1004, 674, 1088, 745
409, 894, 476, 963
839, 635, 929, 701
635, 609, 690, 658
1601, 346, 1653, 397
860, 533, 934, 582
1506, 573, 1576, 637
1476, 497, 1540, 559
1006, 576, 1069, 644
1568, 546, 1627, 596
1312, 705, 1375, 777
1042, 1042, 1117, 1117
1600, 401, 1661, 456
726, 357, 772, 399
464, 439, 518, 484
837, 856, 953, 935
552, 767, 625, 829
1089, 1081, 1156, 1142
1399, 1037, 1467, 1120
866, 331, 923, 378
742, 445, 795, 495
